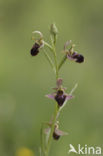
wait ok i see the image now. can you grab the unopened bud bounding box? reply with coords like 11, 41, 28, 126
50, 23, 58, 36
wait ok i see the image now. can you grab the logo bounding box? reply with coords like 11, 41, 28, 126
68, 144, 102, 155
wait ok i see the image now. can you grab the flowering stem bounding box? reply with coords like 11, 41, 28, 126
30, 24, 84, 156
41, 35, 59, 156
43, 35, 59, 156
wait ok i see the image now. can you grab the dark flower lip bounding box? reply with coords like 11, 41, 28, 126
53, 131, 60, 140
67, 51, 84, 63
72, 52, 84, 63
30, 42, 40, 56
55, 90, 66, 106
30, 39, 44, 56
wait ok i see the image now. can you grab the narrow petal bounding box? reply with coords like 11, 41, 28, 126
66, 95, 74, 100
32, 30, 43, 38
55, 128, 68, 136
64, 40, 72, 50
45, 94, 55, 99
44, 128, 51, 134
67, 54, 74, 61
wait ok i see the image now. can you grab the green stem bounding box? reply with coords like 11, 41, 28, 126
43, 50, 56, 74
53, 48, 58, 80
42, 35, 59, 156
53, 34, 57, 46
45, 104, 59, 156
44, 41, 53, 51
44, 41, 58, 79
58, 55, 67, 71
44, 35, 59, 156
40, 123, 45, 156
50, 35, 58, 80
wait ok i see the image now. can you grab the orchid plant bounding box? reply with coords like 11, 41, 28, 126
30, 24, 84, 156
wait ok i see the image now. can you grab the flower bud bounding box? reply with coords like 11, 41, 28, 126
50, 23, 58, 36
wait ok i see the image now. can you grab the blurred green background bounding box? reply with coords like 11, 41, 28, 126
0, 0, 103, 156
